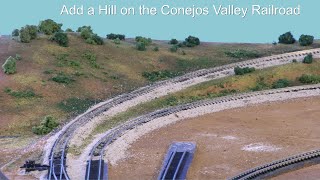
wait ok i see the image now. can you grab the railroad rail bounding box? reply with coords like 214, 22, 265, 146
47, 48, 320, 179
229, 149, 320, 180
86, 84, 320, 180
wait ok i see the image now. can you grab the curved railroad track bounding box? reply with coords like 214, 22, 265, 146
47, 48, 320, 179
229, 149, 320, 180
86, 84, 320, 180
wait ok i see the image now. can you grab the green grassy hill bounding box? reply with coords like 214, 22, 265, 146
0, 34, 318, 136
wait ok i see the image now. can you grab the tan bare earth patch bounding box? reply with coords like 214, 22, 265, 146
108, 97, 320, 180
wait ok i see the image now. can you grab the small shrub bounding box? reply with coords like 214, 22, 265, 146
4, 87, 11, 93
292, 59, 297, 63
51, 73, 75, 84
19, 27, 31, 43
302, 54, 313, 64
68, 60, 80, 67
25, 25, 38, 40
85, 38, 96, 45
169, 39, 178, 45
2, 56, 16, 74
164, 96, 179, 106
278, 32, 295, 44
225, 49, 260, 59
90, 34, 104, 45
136, 42, 146, 51
79, 27, 103, 45
77, 26, 93, 33
80, 28, 92, 40
39, 19, 62, 35
169, 45, 178, 52
15, 54, 22, 60
12, 29, 19, 36
182, 50, 186, 55
153, 46, 159, 51
32, 116, 59, 135
113, 38, 121, 44
82, 52, 99, 68
234, 66, 255, 75
272, 41, 277, 45
135, 36, 152, 46
82, 52, 96, 62
299, 74, 320, 84
299, 35, 314, 46
4, 88, 36, 98
107, 33, 125, 40
177, 42, 184, 47
183, 35, 200, 47
272, 79, 290, 89
65, 28, 73, 32
51, 32, 69, 47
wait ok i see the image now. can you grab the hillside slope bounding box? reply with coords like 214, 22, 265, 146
0, 34, 318, 137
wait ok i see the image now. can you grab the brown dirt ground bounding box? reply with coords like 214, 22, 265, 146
109, 96, 320, 180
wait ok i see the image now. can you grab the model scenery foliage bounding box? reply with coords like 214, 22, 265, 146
12, 29, 19, 36
302, 54, 313, 64
4, 88, 36, 98
65, 28, 74, 32
2, 56, 16, 74
272, 79, 291, 89
39, 19, 62, 35
234, 66, 256, 75
50, 32, 69, 47
278, 32, 296, 44
169, 38, 179, 45
299, 74, 320, 84
78, 26, 104, 45
32, 116, 59, 135
225, 49, 261, 59
19, 25, 38, 43
299, 35, 314, 46
107, 33, 125, 40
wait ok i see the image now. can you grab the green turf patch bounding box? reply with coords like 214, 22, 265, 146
57, 97, 97, 115
225, 49, 261, 59
4, 88, 38, 98
51, 72, 75, 84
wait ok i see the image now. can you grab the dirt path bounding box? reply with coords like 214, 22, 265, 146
108, 97, 320, 180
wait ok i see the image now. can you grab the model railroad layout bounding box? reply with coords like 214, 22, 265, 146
85, 84, 320, 179
45, 48, 320, 179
